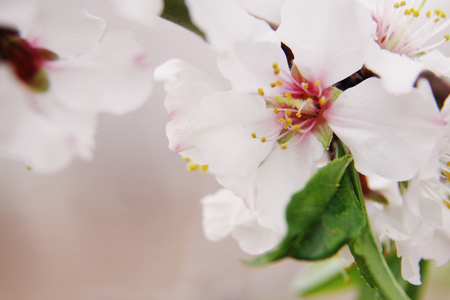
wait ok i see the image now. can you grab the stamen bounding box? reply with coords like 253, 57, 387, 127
280, 144, 288, 150
251, 133, 257, 138
187, 162, 199, 172
200, 165, 209, 173
261, 137, 267, 142
258, 88, 264, 95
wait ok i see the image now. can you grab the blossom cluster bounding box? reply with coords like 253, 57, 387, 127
2, 0, 450, 290
156, 0, 450, 284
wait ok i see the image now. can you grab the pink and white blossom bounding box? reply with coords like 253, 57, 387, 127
0, 2, 154, 172
157, 0, 445, 252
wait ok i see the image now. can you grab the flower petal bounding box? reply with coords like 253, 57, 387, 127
277, 0, 375, 87
255, 133, 323, 233
49, 30, 154, 115
325, 77, 445, 181
365, 44, 425, 94
202, 189, 281, 254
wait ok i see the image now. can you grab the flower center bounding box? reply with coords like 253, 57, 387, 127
253, 63, 335, 150
373, 0, 450, 57
0, 26, 58, 92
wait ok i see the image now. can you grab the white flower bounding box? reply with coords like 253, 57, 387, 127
361, 0, 450, 93
0, 3, 153, 172
202, 189, 282, 255
367, 88, 450, 284
156, 0, 445, 252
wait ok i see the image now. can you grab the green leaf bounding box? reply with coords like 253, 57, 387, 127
161, 0, 205, 39
247, 155, 366, 264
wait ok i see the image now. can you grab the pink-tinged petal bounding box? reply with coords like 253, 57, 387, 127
186, 0, 275, 51
202, 189, 281, 254
25, 9, 106, 59
49, 30, 153, 115
365, 44, 425, 94
0, 67, 96, 173
277, 0, 375, 87
255, 133, 323, 233
180, 91, 276, 178
325, 77, 444, 181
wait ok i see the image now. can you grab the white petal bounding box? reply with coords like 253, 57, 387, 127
419, 50, 450, 77
277, 0, 375, 87
365, 44, 425, 94
110, 0, 163, 26
237, 0, 285, 25
186, 0, 274, 51
49, 30, 153, 115
202, 189, 281, 254
0, 67, 96, 173
255, 133, 323, 233
325, 77, 444, 181
25, 9, 106, 59
180, 91, 276, 178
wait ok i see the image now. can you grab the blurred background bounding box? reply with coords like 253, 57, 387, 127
1, 4, 450, 300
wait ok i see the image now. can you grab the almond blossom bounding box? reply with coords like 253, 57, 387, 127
0, 1, 154, 172
367, 88, 450, 284
362, 0, 450, 93
156, 0, 445, 253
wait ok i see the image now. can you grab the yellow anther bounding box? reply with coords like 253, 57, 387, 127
284, 118, 293, 129
270, 82, 277, 88
278, 117, 285, 123
400, 0, 406, 6
409, 8, 415, 13
302, 82, 309, 89
273, 108, 280, 114
272, 62, 279, 69
435, 9, 442, 15
435, 17, 441, 22
427, 10, 431, 17
404, 9, 411, 15
258, 88, 264, 96
413, 10, 420, 17
445, 34, 450, 41
183, 157, 191, 162
315, 80, 321, 86
441, 12, 447, 18
285, 92, 292, 99
444, 199, 450, 209
276, 80, 283, 85
187, 162, 199, 172
307, 98, 313, 103
261, 137, 267, 142
319, 97, 327, 106
293, 124, 301, 132
296, 112, 302, 118
285, 109, 292, 116
394, 2, 400, 8
280, 144, 288, 150
251, 132, 257, 138
200, 165, 209, 173
274, 68, 280, 75
26, 165, 32, 170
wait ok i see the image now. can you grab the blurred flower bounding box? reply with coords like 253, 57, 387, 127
367, 88, 450, 284
0, 1, 153, 172
156, 0, 445, 252
362, 0, 450, 93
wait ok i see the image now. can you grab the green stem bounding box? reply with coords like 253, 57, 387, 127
347, 162, 410, 300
